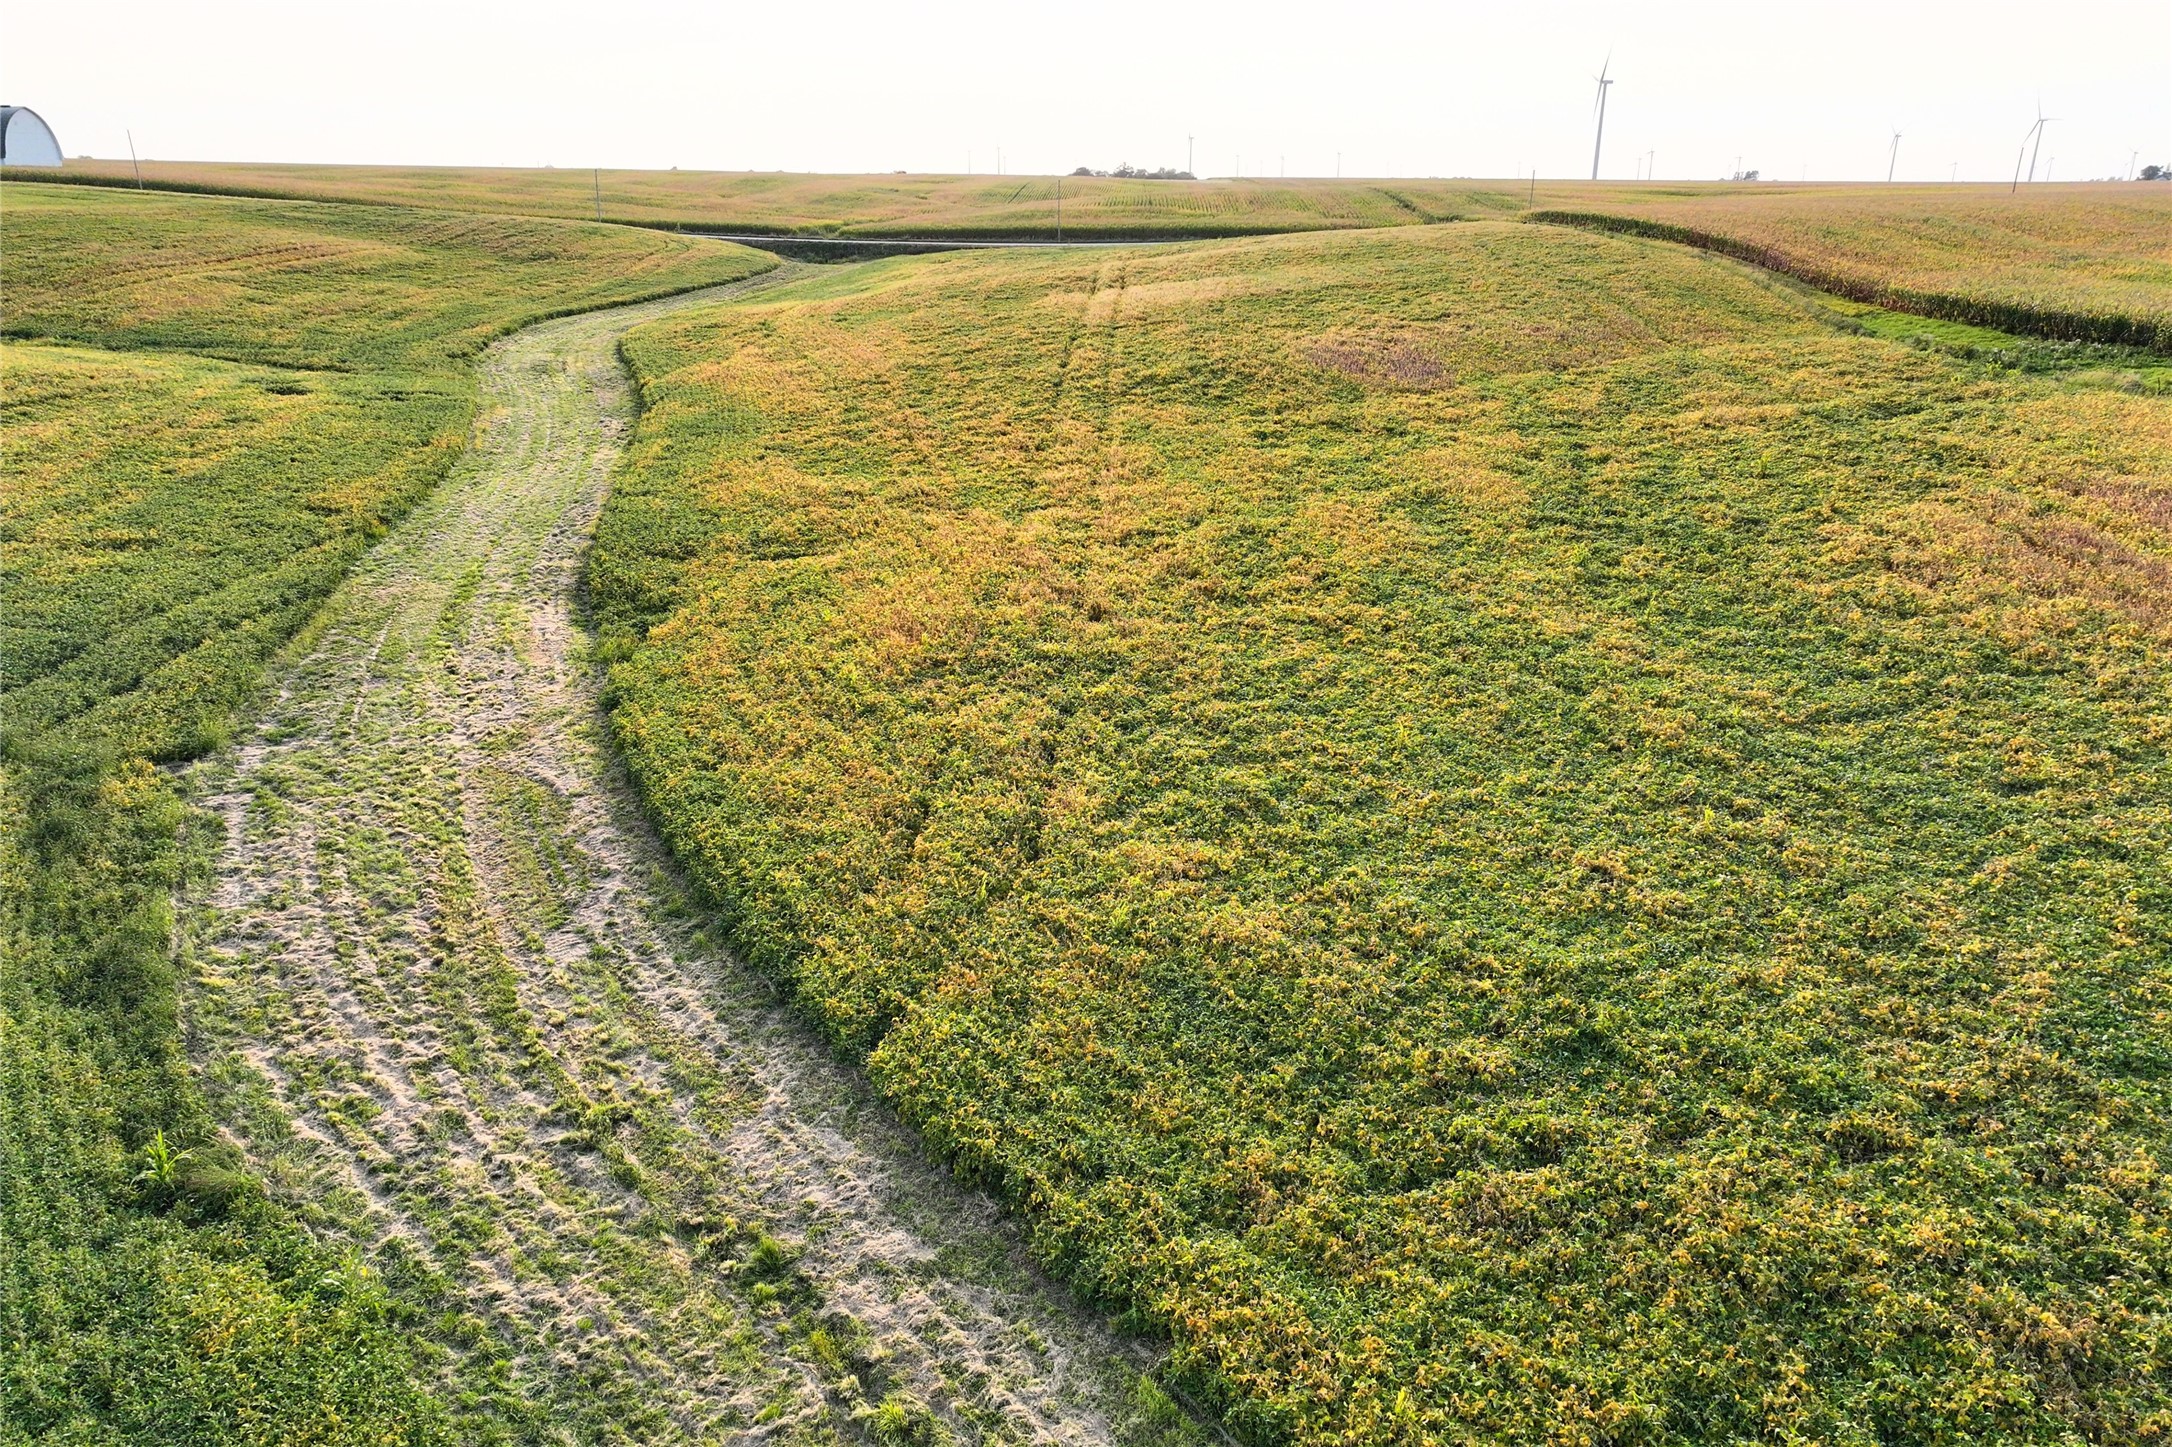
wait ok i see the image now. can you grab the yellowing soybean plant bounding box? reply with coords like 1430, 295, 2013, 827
591, 224, 2172, 1445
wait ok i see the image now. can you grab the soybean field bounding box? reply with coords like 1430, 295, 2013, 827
4, 169, 2170, 1447
591, 222, 2172, 1445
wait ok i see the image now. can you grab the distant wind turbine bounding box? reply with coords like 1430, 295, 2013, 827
2011, 110, 2049, 193
1886, 127, 1901, 183
2027, 104, 2053, 184
1589, 54, 1614, 181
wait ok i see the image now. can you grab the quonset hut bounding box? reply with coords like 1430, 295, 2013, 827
1, 107, 63, 166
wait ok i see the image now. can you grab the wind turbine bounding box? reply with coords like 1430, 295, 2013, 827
2011, 111, 2048, 193
1589, 54, 1614, 181
1886, 127, 1901, 182
2027, 104, 2053, 184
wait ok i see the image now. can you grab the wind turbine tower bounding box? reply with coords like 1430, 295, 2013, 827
1590, 56, 1614, 181
1887, 128, 1901, 183
2027, 105, 2052, 183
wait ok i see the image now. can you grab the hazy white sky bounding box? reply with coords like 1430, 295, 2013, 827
5, 1, 2167, 182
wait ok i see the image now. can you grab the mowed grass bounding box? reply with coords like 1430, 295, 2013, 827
0, 184, 771, 1443
1533, 182, 2172, 350
591, 224, 2172, 1445
12, 159, 1529, 236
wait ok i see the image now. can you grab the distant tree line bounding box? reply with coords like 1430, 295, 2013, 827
1070, 163, 1195, 179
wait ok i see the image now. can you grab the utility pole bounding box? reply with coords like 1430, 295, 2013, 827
593, 168, 603, 220
127, 129, 143, 189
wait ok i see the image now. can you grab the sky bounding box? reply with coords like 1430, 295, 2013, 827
5, 0, 2167, 183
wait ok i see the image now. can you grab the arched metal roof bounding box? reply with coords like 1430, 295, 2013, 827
1, 107, 63, 167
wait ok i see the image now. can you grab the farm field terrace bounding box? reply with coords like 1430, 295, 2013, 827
591, 223, 2172, 1445
1531, 181, 2172, 351
0, 182, 772, 1442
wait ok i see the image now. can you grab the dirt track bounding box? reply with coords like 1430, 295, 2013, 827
180, 269, 1201, 1446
